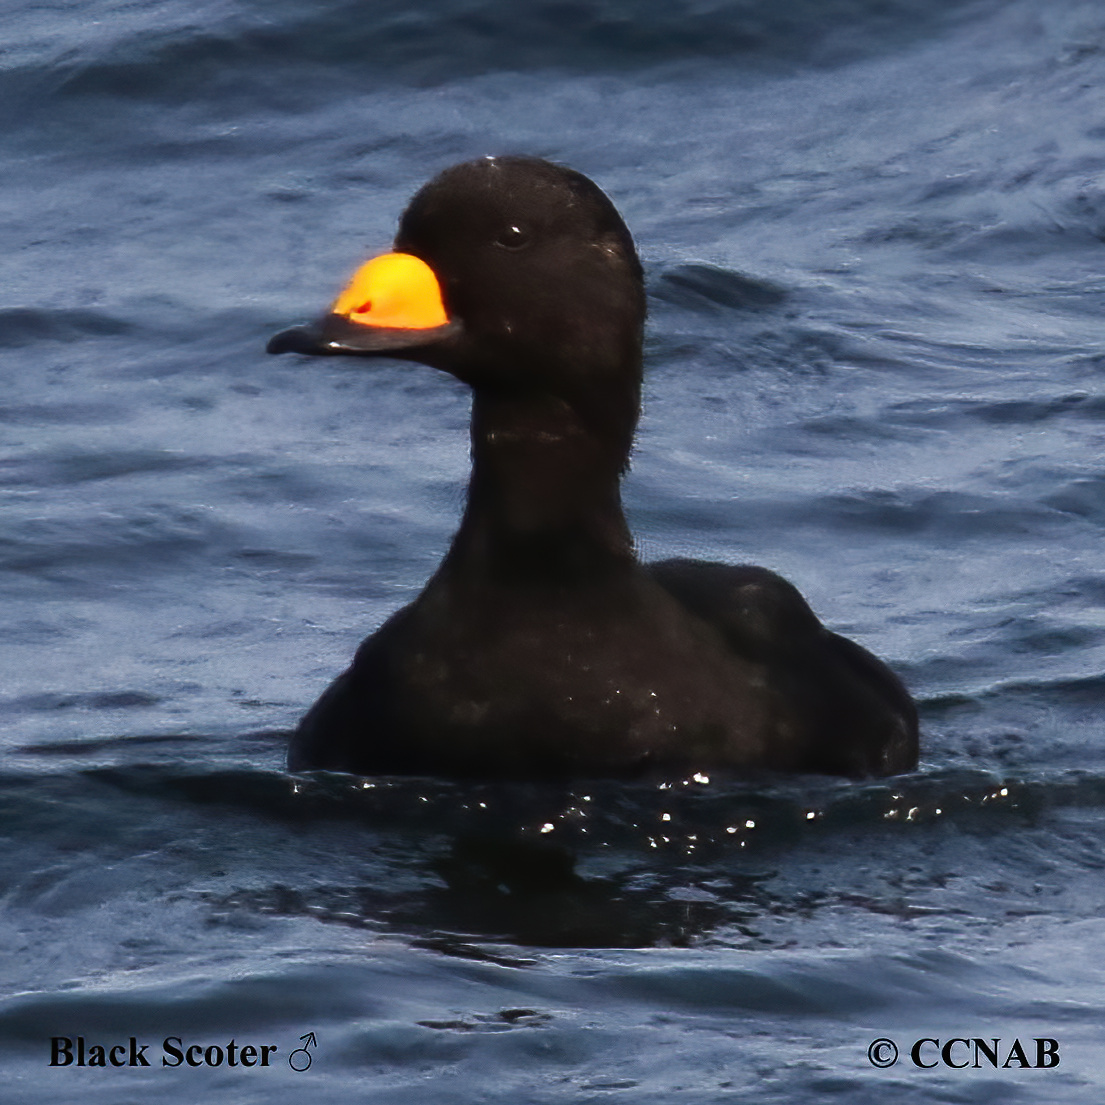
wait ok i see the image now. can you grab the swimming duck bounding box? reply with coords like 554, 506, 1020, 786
269, 156, 918, 780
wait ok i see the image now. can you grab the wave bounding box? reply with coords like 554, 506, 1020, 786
651, 263, 788, 313
5, 0, 992, 113
4, 757, 1099, 949
0, 504, 223, 576
0, 308, 130, 349
0, 759, 1069, 848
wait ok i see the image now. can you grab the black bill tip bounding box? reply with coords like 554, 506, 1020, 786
267, 315, 460, 357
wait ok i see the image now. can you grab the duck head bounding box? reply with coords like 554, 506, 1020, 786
268, 157, 646, 448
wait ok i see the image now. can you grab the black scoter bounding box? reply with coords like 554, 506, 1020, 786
268, 156, 918, 780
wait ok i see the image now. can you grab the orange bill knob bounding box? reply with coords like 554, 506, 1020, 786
331, 252, 450, 330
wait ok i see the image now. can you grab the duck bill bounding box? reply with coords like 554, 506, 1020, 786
267, 251, 460, 357
267, 314, 459, 356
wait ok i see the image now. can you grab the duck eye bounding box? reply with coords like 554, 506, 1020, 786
494, 224, 531, 251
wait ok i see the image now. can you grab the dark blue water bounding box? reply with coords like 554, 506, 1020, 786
4, 0, 1105, 1100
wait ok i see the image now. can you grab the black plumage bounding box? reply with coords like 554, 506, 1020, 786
269, 157, 918, 780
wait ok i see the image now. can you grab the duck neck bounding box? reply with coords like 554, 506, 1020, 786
444, 388, 637, 581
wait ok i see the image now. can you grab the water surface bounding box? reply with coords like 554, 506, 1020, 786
3, 0, 1105, 1100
